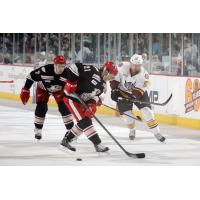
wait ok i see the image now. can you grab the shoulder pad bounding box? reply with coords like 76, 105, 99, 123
68, 64, 79, 76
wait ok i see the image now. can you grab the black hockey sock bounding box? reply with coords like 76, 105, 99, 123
65, 121, 74, 130
88, 134, 101, 146
58, 101, 74, 130
34, 102, 48, 130
35, 124, 43, 129
77, 117, 102, 145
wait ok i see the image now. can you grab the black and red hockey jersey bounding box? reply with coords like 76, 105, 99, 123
64, 63, 106, 104
24, 64, 68, 93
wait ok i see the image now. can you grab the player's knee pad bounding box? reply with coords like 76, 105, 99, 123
77, 117, 92, 130
123, 110, 135, 126
58, 101, 74, 130
35, 101, 48, 117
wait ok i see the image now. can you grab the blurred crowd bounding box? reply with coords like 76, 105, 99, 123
1, 33, 200, 76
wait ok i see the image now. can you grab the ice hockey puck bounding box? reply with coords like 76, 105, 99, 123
76, 158, 82, 161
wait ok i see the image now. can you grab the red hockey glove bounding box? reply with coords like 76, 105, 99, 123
64, 80, 77, 94
84, 103, 97, 118
20, 88, 30, 105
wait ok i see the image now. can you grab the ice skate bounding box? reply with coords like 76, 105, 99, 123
129, 128, 136, 140
60, 135, 76, 152
94, 143, 109, 152
34, 128, 42, 140
154, 133, 166, 143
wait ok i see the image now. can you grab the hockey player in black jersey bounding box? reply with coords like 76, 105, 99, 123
20, 55, 74, 140
60, 61, 118, 152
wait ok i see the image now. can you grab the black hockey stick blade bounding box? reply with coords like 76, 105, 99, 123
155, 93, 173, 106
132, 93, 173, 106
126, 151, 145, 159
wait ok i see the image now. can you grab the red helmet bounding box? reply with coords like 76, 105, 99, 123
54, 55, 66, 64
103, 61, 118, 75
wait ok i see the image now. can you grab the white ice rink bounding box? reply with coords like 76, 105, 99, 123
0, 103, 200, 166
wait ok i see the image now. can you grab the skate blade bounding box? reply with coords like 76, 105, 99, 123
160, 140, 167, 144
157, 138, 167, 144
96, 150, 110, 157
58, 144, 76, 153
129, 136, 135, 141
58, 145, 83, 159
35, 138, 42, 143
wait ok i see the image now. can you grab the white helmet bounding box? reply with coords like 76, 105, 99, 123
130, 54, 143, 65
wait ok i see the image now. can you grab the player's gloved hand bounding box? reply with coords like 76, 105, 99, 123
84, 103, 97, 118
20, 88, 30, 105
111, 89, 120, 101
64, 80, 77, 94
131, 88, 144, 99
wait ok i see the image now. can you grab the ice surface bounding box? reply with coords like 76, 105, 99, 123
0, 105, 200, 165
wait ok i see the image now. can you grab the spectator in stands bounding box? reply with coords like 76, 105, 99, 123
151, 55, 164, 73
176, 56, 188, 76
49, 34, 59, 55
76, 41, 93, 63
61, 36, 72, 61
152, 35, 160, 55
47, 50, 55, 63
36, 51, 47, 67
0, 53, 3, 63
142, 53, 150, 71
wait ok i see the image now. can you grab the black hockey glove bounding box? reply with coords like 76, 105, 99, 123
111, 89, 121, 102
111, 89, 134, 102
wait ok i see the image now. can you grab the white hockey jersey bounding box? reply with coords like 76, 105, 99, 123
115, 62, 150, 94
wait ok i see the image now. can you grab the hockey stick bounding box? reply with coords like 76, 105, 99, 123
73, 93, 145, 159
119, 89, 173, 106
131, 93, 173, 106
102, 104, 142, 121
0, 80, 14, 83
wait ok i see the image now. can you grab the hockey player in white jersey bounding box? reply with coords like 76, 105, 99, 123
110, 54, 166, 142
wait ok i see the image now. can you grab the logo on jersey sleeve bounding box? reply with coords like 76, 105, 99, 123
84, 66, 91, 72
92, 74, 101, 82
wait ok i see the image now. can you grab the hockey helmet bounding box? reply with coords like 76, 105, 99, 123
130, 54, 143, 65
54, 55, 66, 64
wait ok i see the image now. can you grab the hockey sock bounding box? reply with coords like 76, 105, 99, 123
66, 124, 83, 142
75, 117, 102, 145
34, 102, 48, 129
58, 101, 74, 130
123, 110, 136, 129
140, 107, 160, 134
84, 125, 101, 145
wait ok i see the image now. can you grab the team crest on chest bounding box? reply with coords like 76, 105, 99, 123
124, 80, 136, 90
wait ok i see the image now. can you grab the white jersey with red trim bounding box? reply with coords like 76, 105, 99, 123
115, 61, 150, 94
